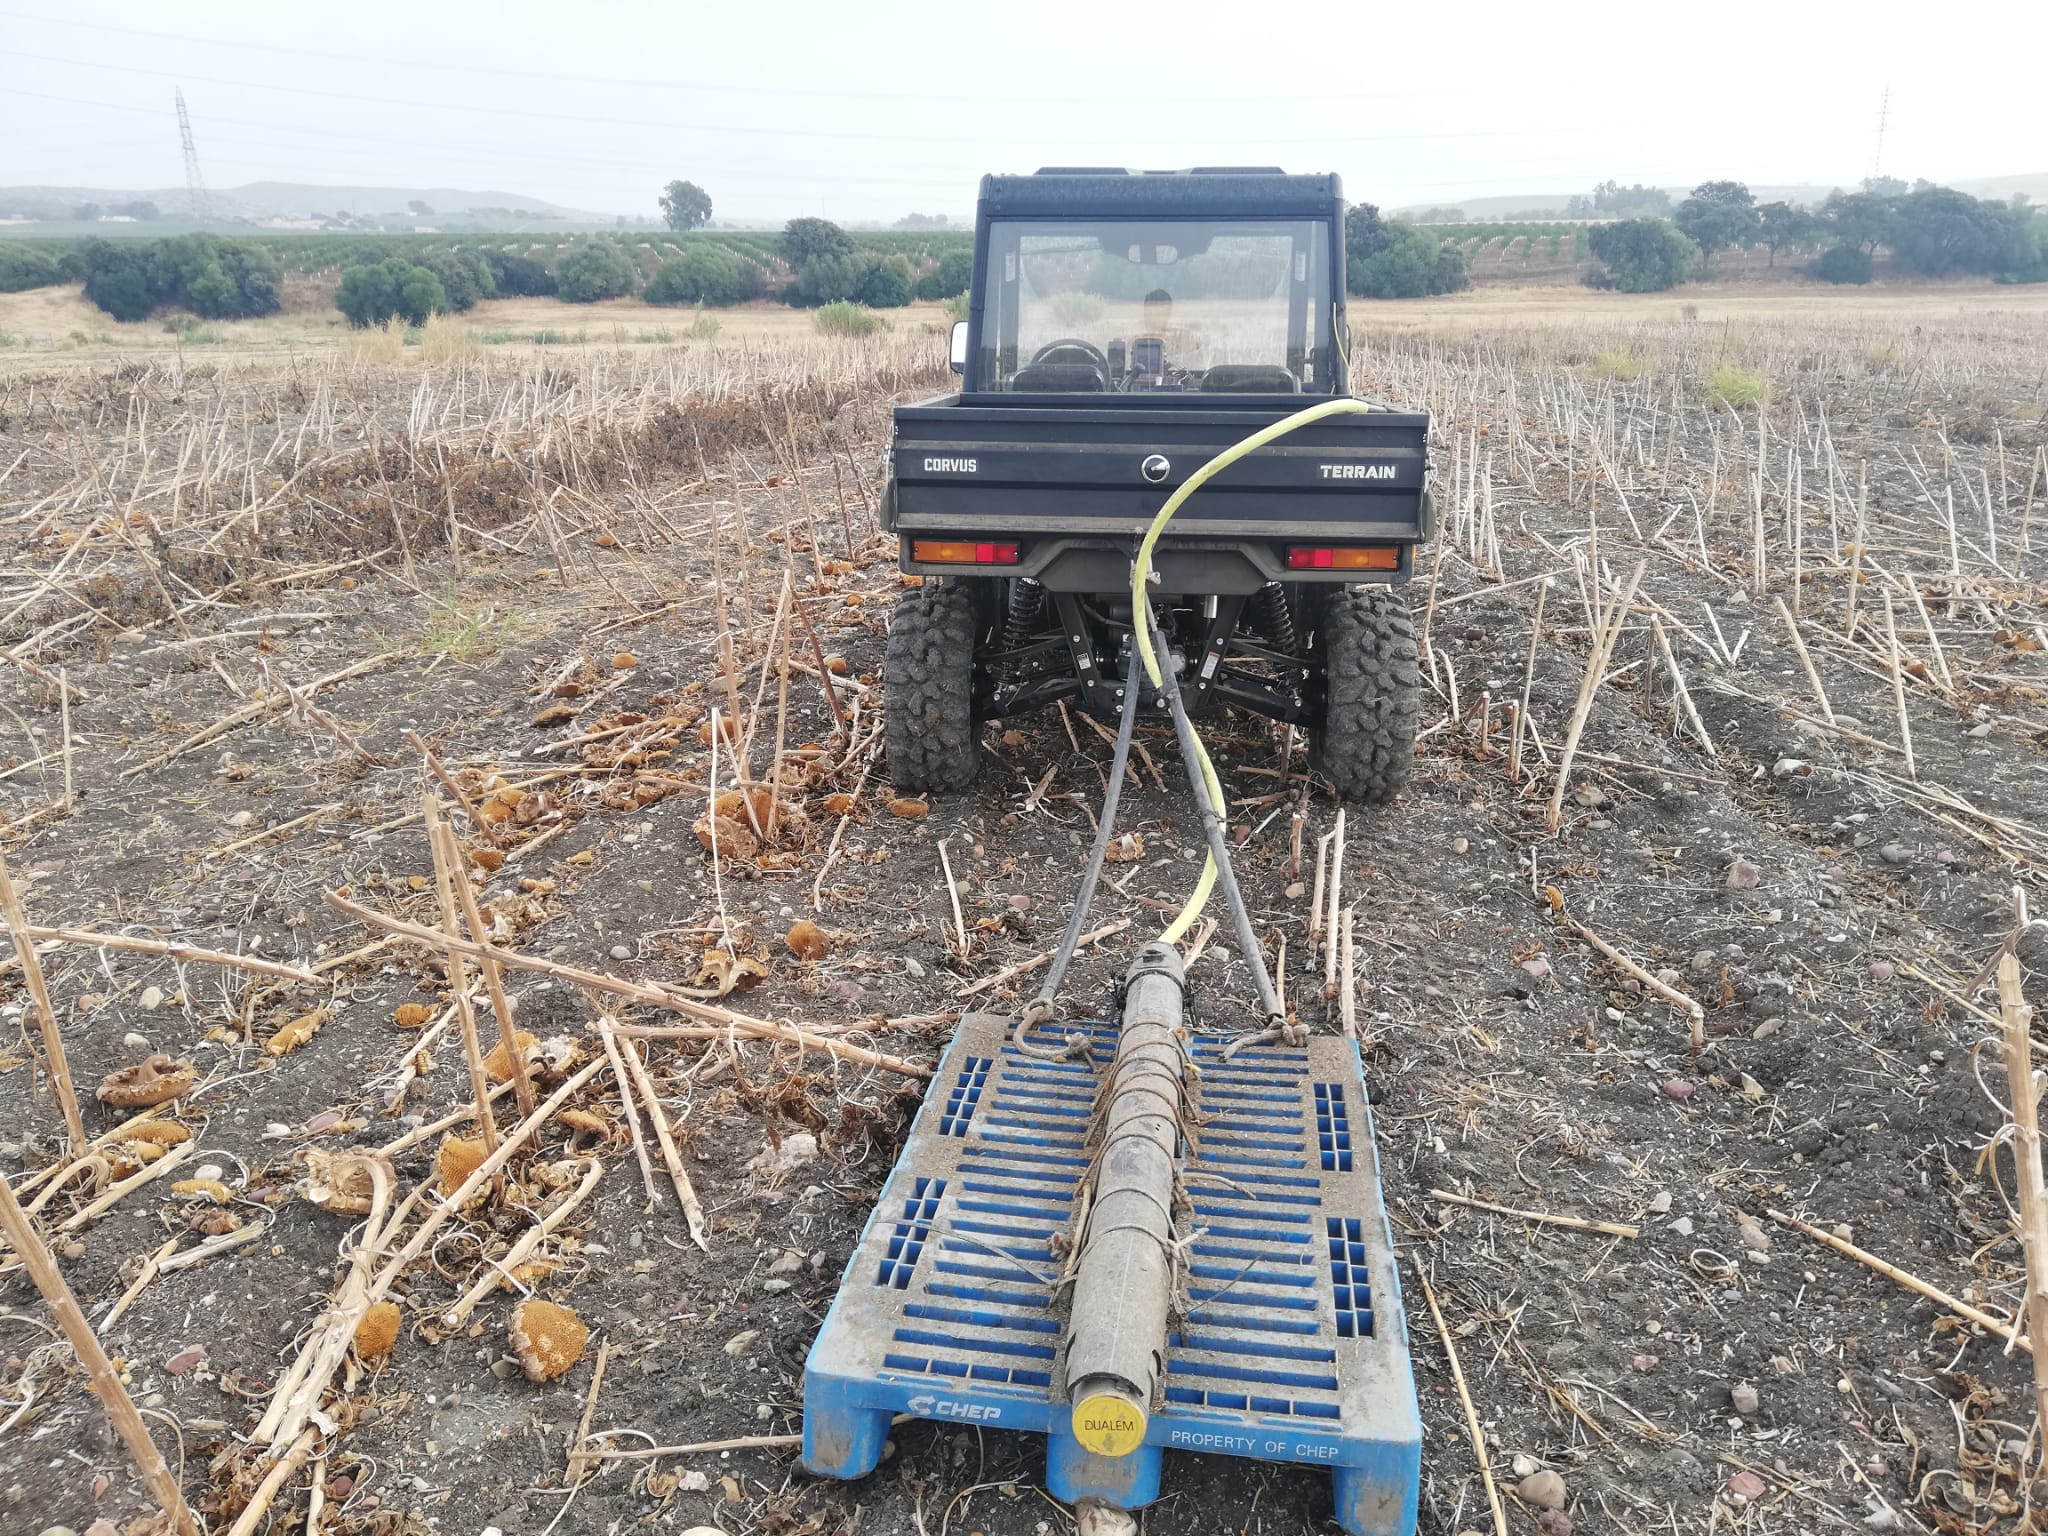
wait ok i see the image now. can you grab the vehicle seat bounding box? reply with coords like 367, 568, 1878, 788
1008, 363, 1106, 392
1201, 365, 1300, 393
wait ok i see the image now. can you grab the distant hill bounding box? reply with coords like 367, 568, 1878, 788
0, 182, 607, 224
1392, 172, 2048, 220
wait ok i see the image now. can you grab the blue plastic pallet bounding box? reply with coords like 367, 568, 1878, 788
802, 1011, 1421, 1535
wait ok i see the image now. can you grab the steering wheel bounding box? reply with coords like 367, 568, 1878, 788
1030, 338, 1111, 374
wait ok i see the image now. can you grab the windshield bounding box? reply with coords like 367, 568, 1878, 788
975, 217, 1335, 395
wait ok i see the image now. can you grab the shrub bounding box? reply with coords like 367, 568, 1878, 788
556, 242, 637, 302
913, 248, 972, 301
419, 249, 493, 311
1589, 350, 1650, 380
941, 292, 970, 322
1812, 246, 1874, 285
1344, 204, 1391, 266
1349, 225, 1464, 299
1587, 219, 1695, 292
0, 245, 64, 293
786, 255, 869, 307
336, 259, 448, 327
78, 241, 155, 321
813, 301, 886, 337
1705, 362, 1768, 408
149, 235, 281, 319
644, 244, 744, 306
780, 217, 854, 269
482, 250, 555, 297
859, 255, 914, 309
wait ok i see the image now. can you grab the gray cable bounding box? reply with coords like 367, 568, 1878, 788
1145, 608, 1288, 1034
1012, 649, 1144, 1054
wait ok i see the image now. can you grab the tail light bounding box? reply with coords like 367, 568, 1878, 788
1286, 545, 1401, 571
912, 540, 1019, 565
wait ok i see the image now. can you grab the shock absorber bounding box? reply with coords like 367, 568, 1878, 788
1249, 581, 1298, 652
1002, 577, 1047, 651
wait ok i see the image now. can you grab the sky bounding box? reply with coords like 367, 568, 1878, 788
2, 0, 2044, 222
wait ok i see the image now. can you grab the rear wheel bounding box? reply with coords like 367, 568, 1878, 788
883, 582, 980, 794
1309, 585, 1419, 804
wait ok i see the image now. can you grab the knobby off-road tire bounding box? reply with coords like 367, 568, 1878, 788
883, 582, 980, 794
1311, 585, 1421, 804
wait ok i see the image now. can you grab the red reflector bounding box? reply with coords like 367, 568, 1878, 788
912, 540, 1020, 564
1286, 545, 1399, 571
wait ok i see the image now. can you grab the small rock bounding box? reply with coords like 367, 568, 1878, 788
1647, 1190, 1672, 1214
1731, 1382, 1760, 1415
139, 986, 164, 1010
1519, 956, 1552, 980
1752, 1017, 1782, 1041
756, 1402, 774, 1421
1517, 1469, 1566, 1511
1008, 893, 1032, 912
193, 1163, 224, 1183
1284, 881, 1306, 899
1668, 1216, 1694, 1237
761, 1278, 793, 1294
1868, 960, 1895, 980
122, 1031, 151, 1052
1771, 758, 1808, 778
609, 944, 632, 961
227, 810, 258, 830
723, 1329, 760, 1357
1632, 1354, 1657, 1371
1573, 784, 1609, 809
1966, 721, 1993, 740
1864, 1509, 1901, 1532
747, 1132, 818, 1176
1451, 836, 1470, 855
1212, 946, 1232, 965
768, 1248, 805, 1275
37, 1527, 79, 1536
1653, 967, 1684, 989
1537, 1514, 1573, 1536
262, 1122, 291, 1140
1878, 842, 1911, 865
164, 1346, 205, 1376
1736, 1217, 1771, 1254
903, 957, 925, 979
1833, 1223, 1854, 1241
1661, 1079, 1695, 1101
1725, 859, 1761, 890
1690, 950, 1718, 975
1725, 1470, 1768, 1502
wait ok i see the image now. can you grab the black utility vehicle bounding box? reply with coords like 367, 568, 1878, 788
880, 168, 1431, 802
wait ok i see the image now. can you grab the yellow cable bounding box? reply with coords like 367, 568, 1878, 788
1131, 396, 1380, 940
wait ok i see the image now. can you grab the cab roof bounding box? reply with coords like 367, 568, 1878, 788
978, 169, 1344, 221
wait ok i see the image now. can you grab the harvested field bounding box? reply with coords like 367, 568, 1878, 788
1, 294, 2045, 1536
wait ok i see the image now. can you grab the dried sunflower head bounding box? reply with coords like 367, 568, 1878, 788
354, 1300, 401, 1358
507, 1298, 586, 1382
97, 1055, 198, 1108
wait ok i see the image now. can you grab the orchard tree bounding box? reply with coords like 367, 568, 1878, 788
1588, 218, 1695, 292
1756, 202, 1819, 266
1821, 188, 1899, 256
659, 180, 713, 231
1674, 181, 1760, 255
780, 216, 854, 268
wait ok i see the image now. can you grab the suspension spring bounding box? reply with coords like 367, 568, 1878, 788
1002, 577, 1047, 650
1249, 582, 1298, 652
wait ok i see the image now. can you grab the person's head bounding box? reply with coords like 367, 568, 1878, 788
1143, 288, 1172, 330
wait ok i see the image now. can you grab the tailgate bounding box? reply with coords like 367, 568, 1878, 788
885, 398, 1431, 543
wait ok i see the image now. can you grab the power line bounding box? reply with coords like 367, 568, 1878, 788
0, 6, 1436, 109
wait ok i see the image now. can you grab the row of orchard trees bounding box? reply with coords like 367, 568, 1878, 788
1588, 178, 2048, 292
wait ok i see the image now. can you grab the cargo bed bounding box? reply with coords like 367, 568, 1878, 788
883, 394, 1432, 547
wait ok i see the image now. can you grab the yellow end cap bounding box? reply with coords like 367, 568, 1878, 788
1072, 1393, 1148, 1458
